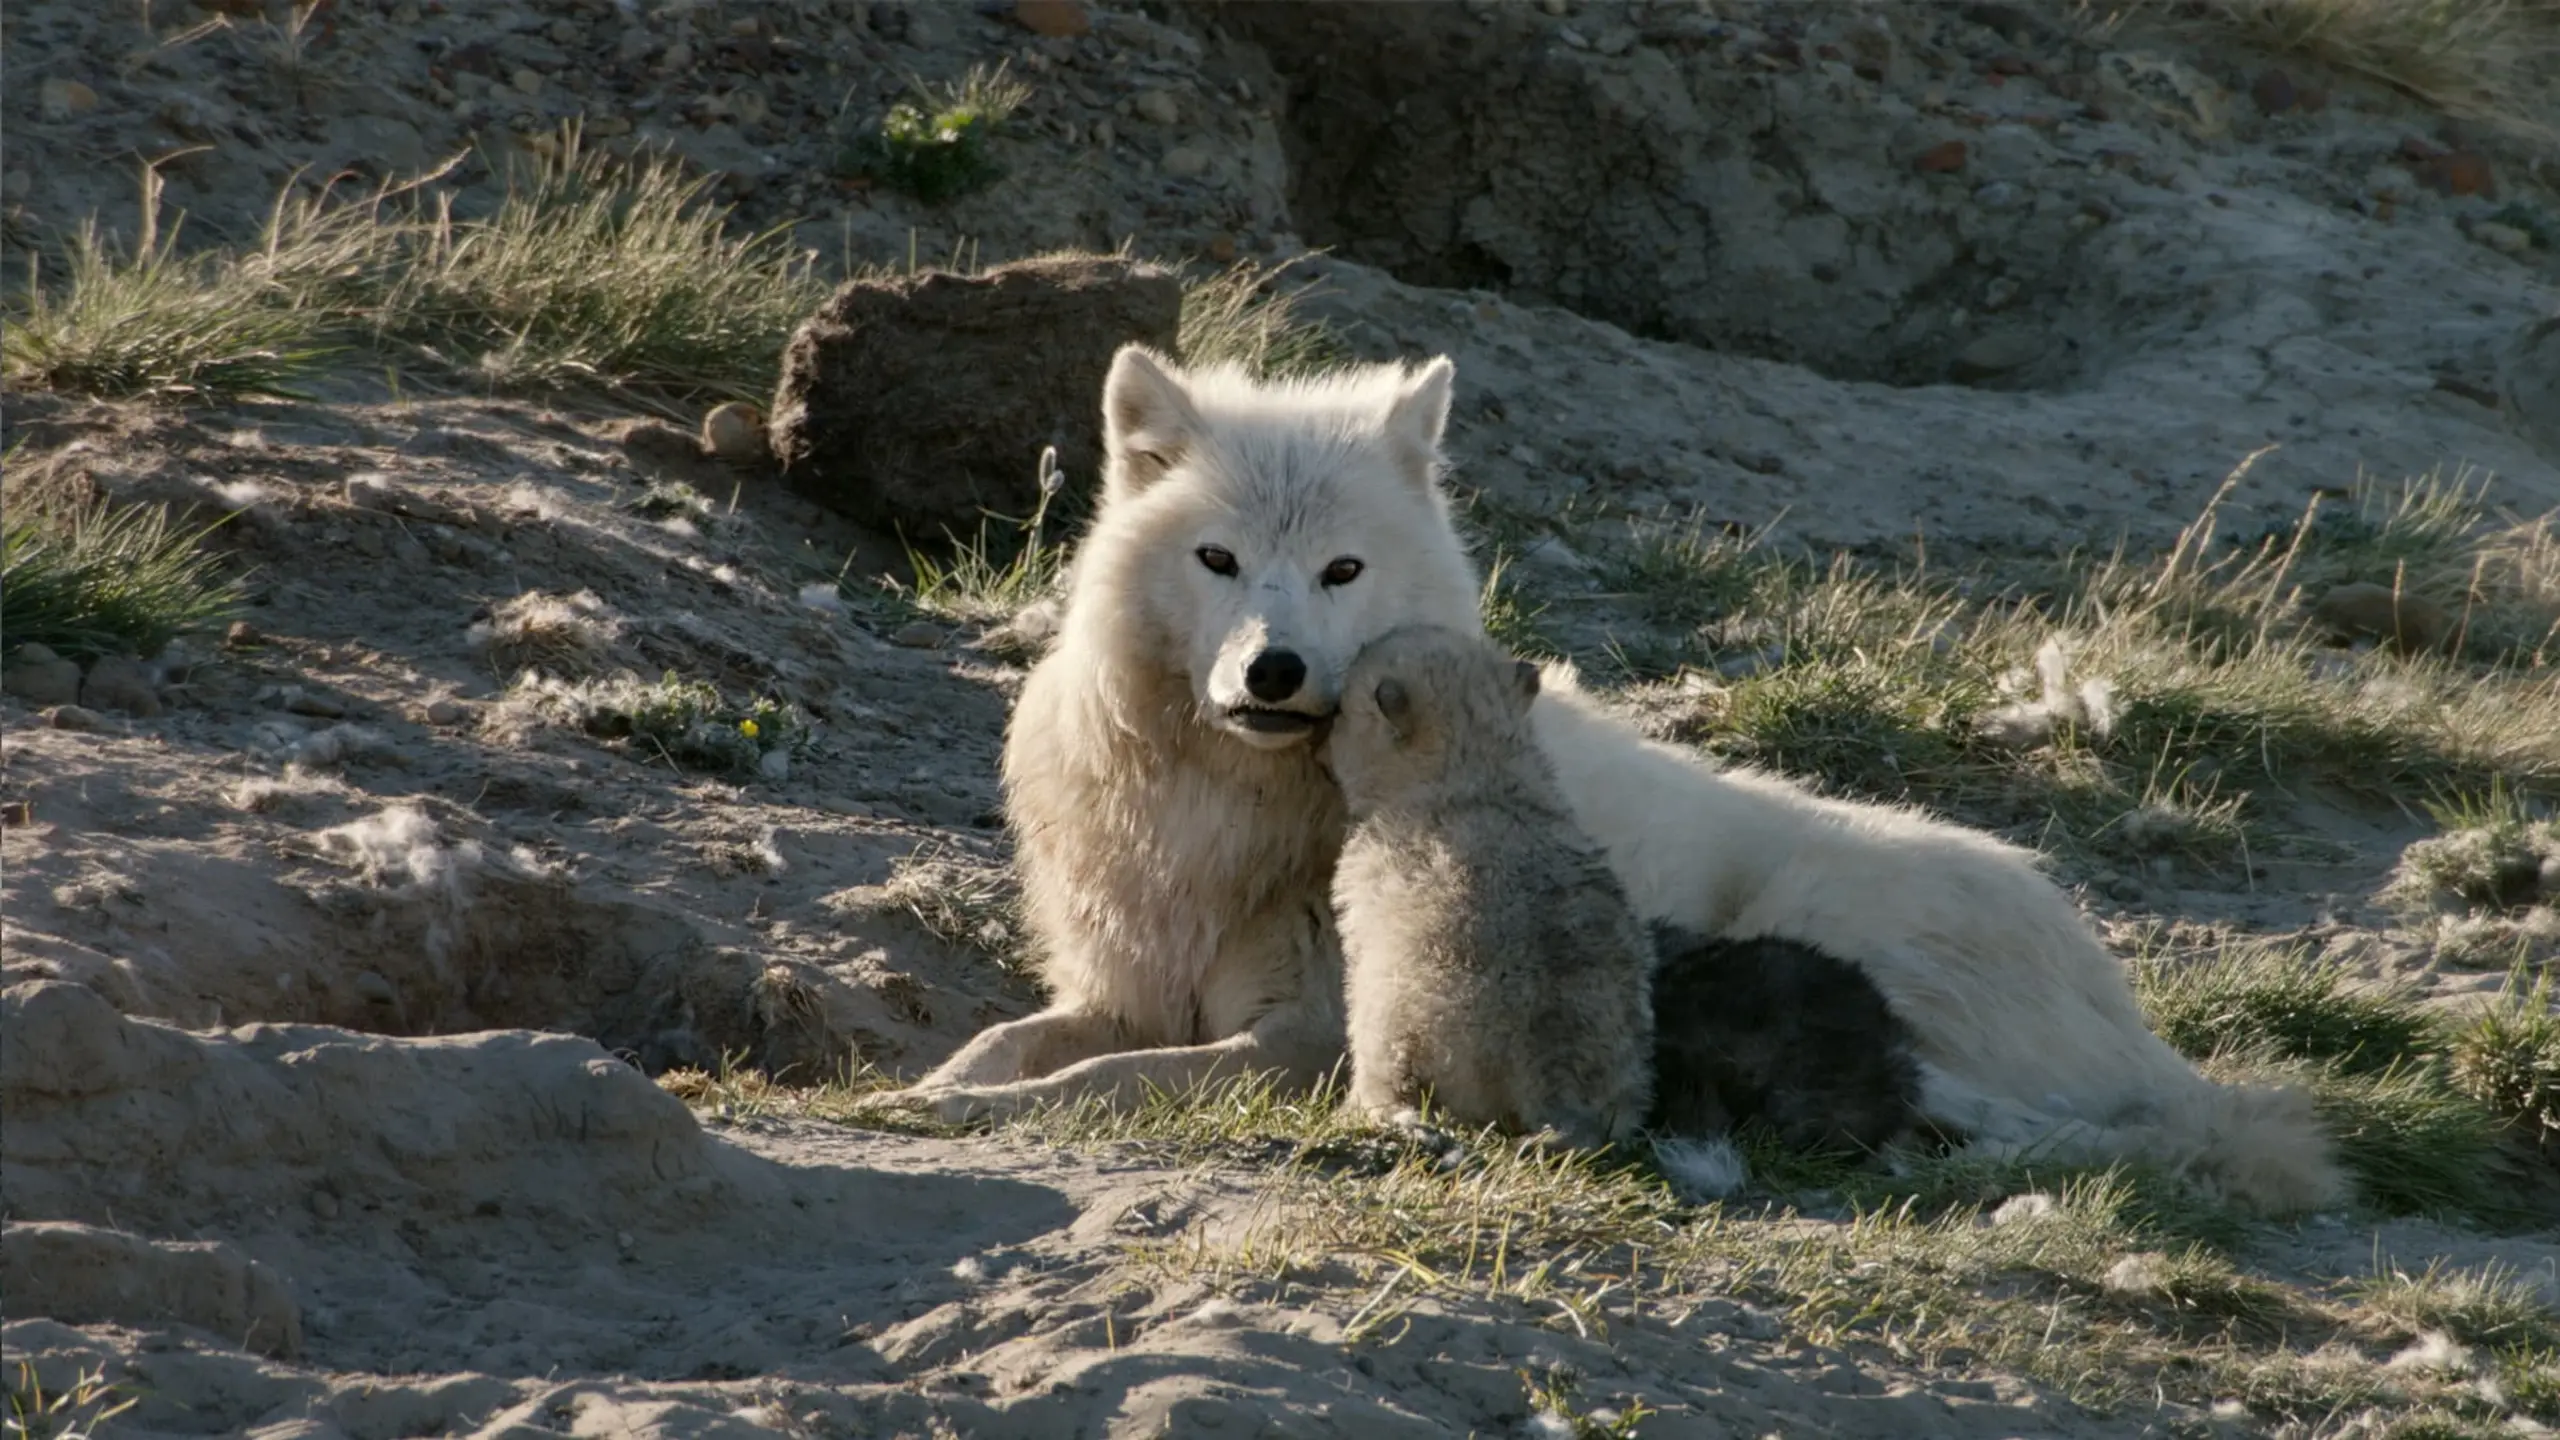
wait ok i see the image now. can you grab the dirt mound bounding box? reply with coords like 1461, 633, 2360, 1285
772, 254, 1185, 534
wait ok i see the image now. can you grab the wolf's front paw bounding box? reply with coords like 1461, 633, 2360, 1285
886, 1084, 1021, 1126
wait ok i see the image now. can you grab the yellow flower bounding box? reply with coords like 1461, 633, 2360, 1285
739, 719, 760, 739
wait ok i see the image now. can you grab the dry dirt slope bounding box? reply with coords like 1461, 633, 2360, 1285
5, 1, 2560, 1437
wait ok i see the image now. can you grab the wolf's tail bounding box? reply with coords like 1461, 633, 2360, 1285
1918, 1063, 2348, 1214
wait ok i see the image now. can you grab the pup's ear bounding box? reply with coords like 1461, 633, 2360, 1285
1381, 355, 1456, 491
1101, 344, 1203, 501
1510, 658, 1541, 707
1373, 677, 1412, 740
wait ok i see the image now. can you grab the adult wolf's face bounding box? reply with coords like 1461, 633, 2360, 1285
1083, 345, 1485, 751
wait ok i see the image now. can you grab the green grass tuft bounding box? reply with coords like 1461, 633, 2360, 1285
2449, 967, 2560, 1151
839, 62, 1032, 204
2136, 943, 2437, 1076
4, 169, 333, 401
2, 498, 248, 662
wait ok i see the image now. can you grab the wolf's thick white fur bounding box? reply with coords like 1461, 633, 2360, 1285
899, 346, 2345, 1213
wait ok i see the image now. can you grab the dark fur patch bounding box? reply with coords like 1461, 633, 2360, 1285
1646, 926, 1924, 1156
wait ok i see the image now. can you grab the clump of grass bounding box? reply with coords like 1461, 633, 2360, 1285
7, 1359, 136, 1440
899, 445, 1071, 626
2353, 1259, 2560, 1351
2388, 783, 2560, 915
1, 497, 246, 661
2129, 938, 2539, 1220
2178, 0, 2560, 140
511, 669, 807, 778
2449, 968, 2560, 1152
367, 126, 826, 398
467, 589, 622, 680
1594, 512, 1768, 634
2135, 942, 2436, 1075
1176, 256, 1344, 379
2301, 1053, 2524, 1220
4, 168, 332, 401
840, 62, 1032, 203
15, 126, 826, 407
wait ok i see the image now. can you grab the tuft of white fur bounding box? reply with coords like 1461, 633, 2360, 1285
1651, 1135, 1750, 1202
2103, 1253, 2170, 1295
315, 805, 487, 968
1991, 1192, 2061, 1226
1978, 637, 2117, 749
285, 724, 388, 772
2384, 1330, 2476, 1376
949, 1255, 989, 1287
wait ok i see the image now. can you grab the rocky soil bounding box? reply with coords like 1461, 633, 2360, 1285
4, 2, 2558, 1437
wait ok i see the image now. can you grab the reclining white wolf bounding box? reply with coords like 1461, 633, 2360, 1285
895, 344, 2344, 1212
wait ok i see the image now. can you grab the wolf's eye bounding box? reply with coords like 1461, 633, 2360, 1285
1196, 545, 1239, 577
1321, 557, 1365, 587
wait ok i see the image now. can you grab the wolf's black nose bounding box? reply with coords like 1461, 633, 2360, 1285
1244, 649, 1307, 703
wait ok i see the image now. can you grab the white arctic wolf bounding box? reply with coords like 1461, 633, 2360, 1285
897, 344, 2345, 1213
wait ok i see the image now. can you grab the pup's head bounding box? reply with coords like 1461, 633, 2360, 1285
1068, 344, 1484, 750
1324, 623, 1543, 808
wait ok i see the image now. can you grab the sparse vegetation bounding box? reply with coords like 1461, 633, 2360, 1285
838, 62, 1032, 203
866, 842, 1034, 976
2353, 1258, 2560, 1351
6, 1359, 136, 1440
4, 169, 331, 402
1176, 256, 1344, 379
2127, 935, 2537, 1221
9, 124, 825, 406
888, 1071, 2543, 1432
1591, 469, 2560, 881
1, 497, 247, 661
2449, 968, 2560, 1151
897, 445, 1071, 626
2389, 783, 2560, 915
508, 669, 808, 779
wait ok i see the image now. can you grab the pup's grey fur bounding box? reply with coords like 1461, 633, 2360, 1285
1325, 624, 1654, 1147
1646, 926, 1925, 1156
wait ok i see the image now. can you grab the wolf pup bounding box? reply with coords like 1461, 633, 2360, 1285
1647, 928, 1926, 1161
1324, 624, 1654, 1148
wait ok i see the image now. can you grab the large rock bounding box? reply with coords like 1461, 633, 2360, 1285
768, 254, 1183, 538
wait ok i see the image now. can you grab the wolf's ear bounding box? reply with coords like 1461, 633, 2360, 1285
1373, 677, 1412, 739
1381, 356, 1456, 491
1510, 658, 1541, 707
1101, 344, 1203, 500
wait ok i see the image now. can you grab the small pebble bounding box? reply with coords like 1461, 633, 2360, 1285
891, 620, 947, 649
1132, 90, 1178, 125
1160, 146, 1209, 180
424, 696, 470, 726
1913, 140, 1967, 174
701, 401, 769, 462
287, 691, 350, 719
45, 705, 102, 732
